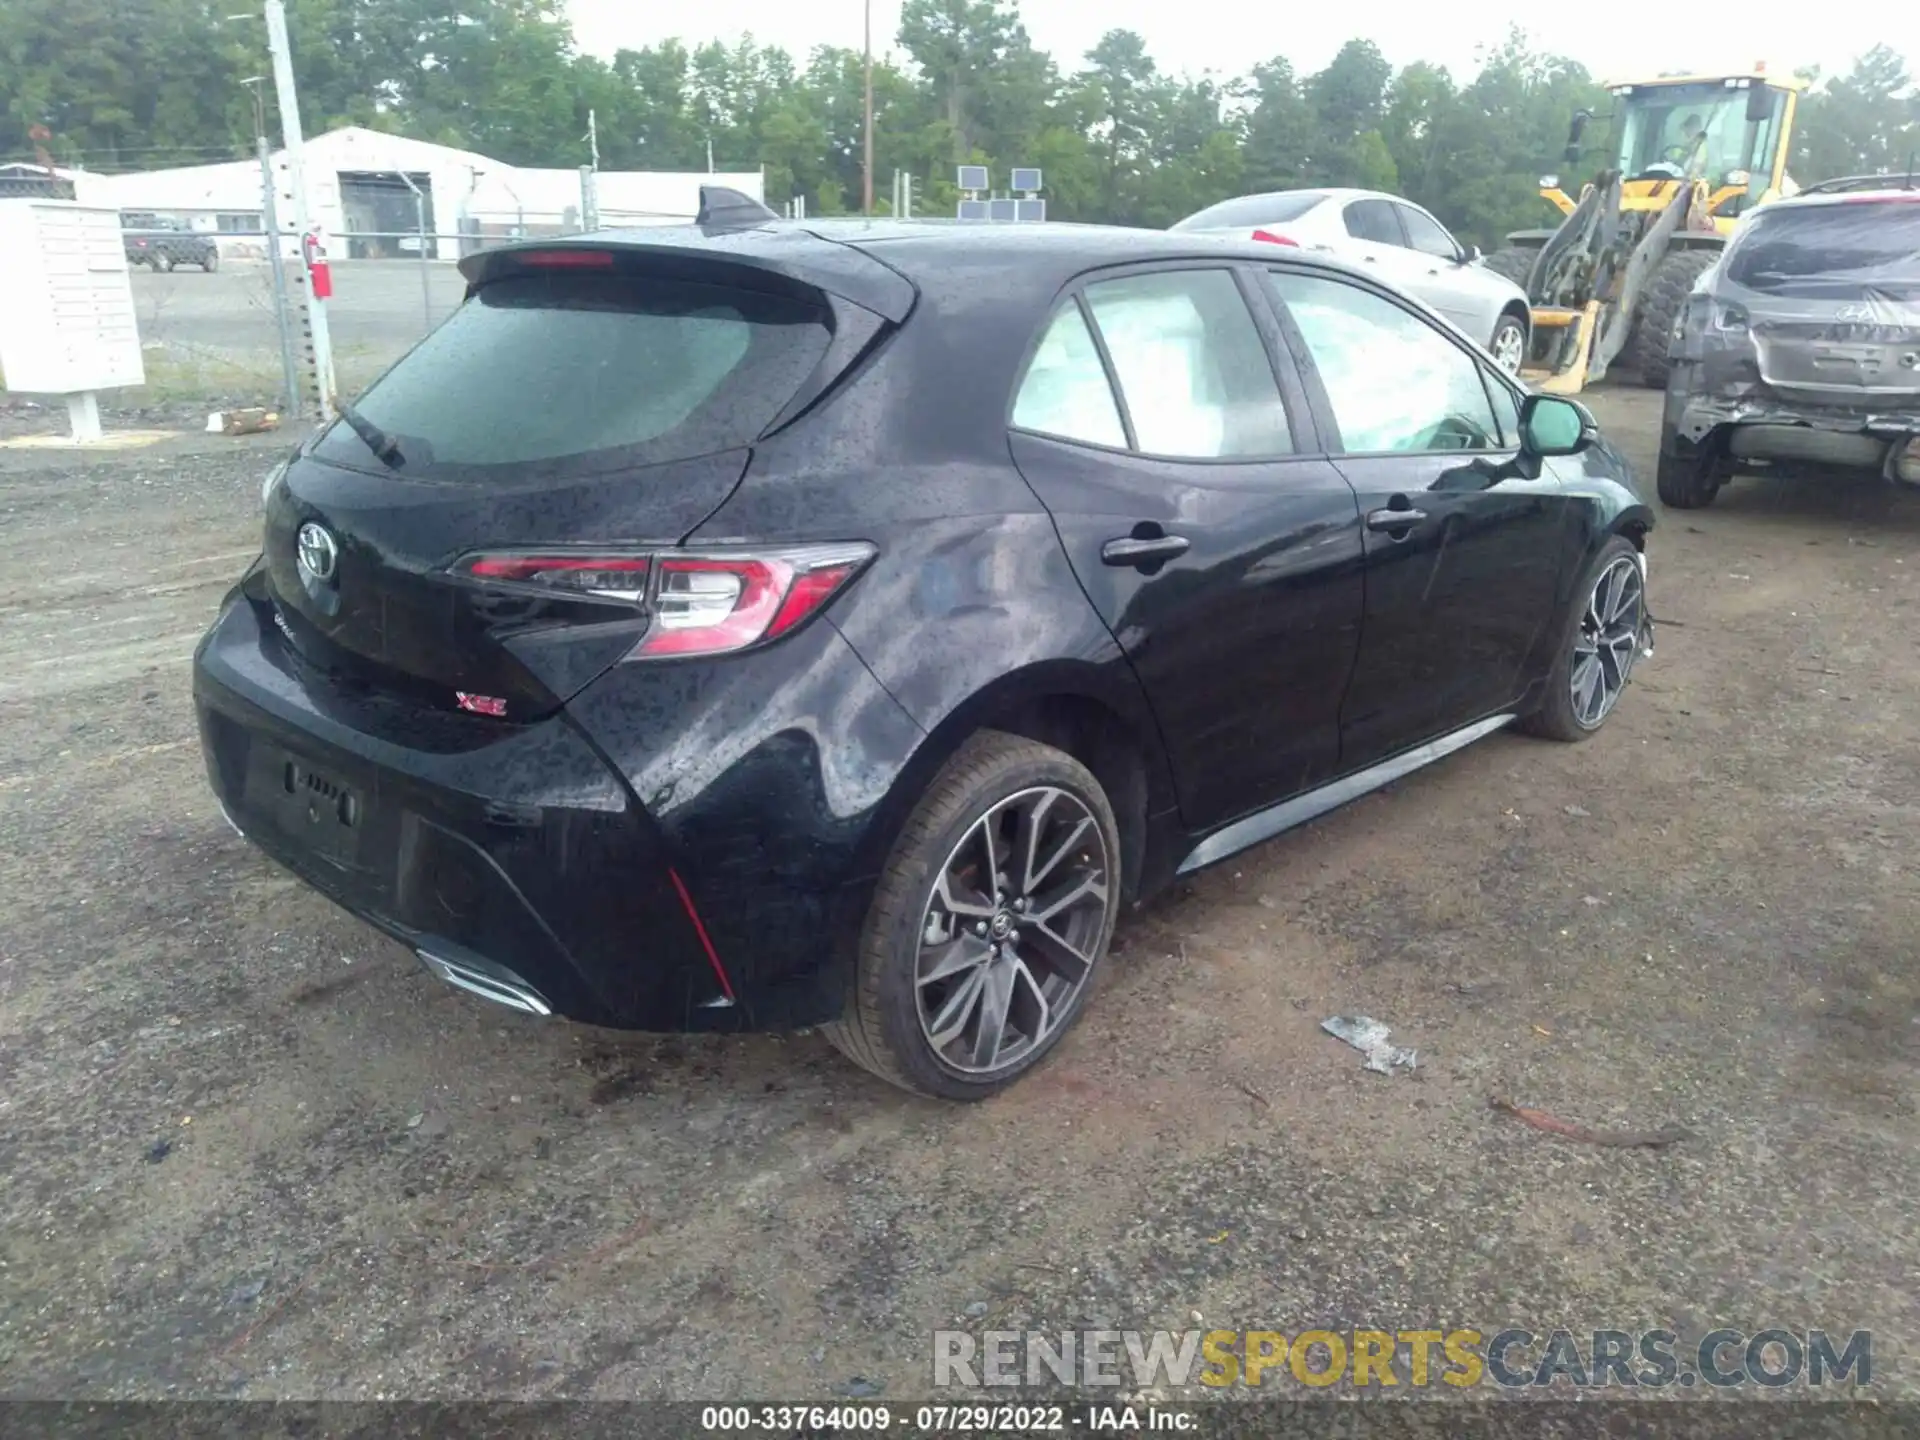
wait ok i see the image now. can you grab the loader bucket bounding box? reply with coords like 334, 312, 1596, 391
1519, 302, 1603, 395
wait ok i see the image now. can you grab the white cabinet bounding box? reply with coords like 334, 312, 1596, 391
0, 201, 144, 436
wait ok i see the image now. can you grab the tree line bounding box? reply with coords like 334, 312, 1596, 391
1, 0, 1914, 246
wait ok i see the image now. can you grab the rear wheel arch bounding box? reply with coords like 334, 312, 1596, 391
851, 667, 1171, 908
1613, 506, 1654, 551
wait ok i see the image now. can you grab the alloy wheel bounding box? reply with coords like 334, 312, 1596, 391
1571, 555, 1644, 728
914, 785, 1112, 1077
1491, 322, 1526, 375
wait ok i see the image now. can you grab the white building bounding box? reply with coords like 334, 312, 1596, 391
65, 127, 765, 262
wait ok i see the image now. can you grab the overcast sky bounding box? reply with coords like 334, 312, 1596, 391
563, 0, 1894, 89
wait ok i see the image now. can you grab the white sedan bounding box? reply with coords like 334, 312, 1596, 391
1171, 189, 1532, 375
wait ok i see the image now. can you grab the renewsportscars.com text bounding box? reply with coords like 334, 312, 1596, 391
931, 1327, 1872, 1390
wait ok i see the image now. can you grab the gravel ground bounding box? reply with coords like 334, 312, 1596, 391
1, 390, 1918, 1403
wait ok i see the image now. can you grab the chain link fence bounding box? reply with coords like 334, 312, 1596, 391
123, 194, 964, 415
126, 196, 711, 413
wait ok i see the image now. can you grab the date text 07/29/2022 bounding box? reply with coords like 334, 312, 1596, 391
699, 1403, 1190, 1432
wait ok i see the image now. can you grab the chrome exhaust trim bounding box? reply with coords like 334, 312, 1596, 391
417, 950, 552, 1017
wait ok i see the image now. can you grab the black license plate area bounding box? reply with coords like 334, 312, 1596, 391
249, 746, 366, 864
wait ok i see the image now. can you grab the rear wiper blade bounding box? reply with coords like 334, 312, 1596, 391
336, 404, 404, 468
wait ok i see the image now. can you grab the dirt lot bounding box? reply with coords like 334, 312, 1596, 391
2, 389, 1917, 1402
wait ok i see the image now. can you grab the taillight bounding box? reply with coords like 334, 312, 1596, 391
640, 545, 873, 657
1251, 229, 1298, 246
451, 542, 874, 660
458, 552, 652, 602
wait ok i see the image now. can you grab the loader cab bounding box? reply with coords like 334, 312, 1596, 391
1603, 73, 1801, 228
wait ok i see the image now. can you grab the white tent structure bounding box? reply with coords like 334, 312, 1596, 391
71, 127, 765, 261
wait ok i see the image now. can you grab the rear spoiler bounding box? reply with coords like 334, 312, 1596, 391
696, 185, 781, 230
454, 225, 916, 324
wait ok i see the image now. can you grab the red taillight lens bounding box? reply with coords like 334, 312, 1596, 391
452, 543, 874, 658
515, 249, 615, 267
459, 552, 651, 602
1251, 229, 1298, 246
638, 545, 873, 658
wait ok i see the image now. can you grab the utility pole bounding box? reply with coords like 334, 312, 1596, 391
243, 76, 300, 415
862, 0, 875, 214
582, 110, 601, 231
262, 0, 336, 422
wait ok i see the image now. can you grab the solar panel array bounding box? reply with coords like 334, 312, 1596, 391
955, 167, 1047, 222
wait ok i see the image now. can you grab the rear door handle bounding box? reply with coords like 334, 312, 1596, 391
1366, 506, 1428, 532
1101, 534, 1190, 567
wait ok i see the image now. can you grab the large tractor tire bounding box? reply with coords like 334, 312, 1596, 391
1481, 246, 1539, 289
1628, 249, 1720, 390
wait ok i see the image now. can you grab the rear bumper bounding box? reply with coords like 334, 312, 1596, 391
192, 591, 787, 1032
1662, 382, 1920, 481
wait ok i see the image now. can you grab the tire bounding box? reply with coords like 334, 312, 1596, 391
1521, 535, 1646, 743
1488, 312, 1527, 375
151, 251, 172, 273
1628, 249, 1719, 389
1656, 447, 1720, 509
1480, 246, 1538, 289
823, 729, 1122, 1100
201, 251, 219, 272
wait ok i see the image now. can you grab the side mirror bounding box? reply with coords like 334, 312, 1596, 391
1458, 242, 1482, 265
1745, 83, 1772, 124
1519, 393, 1598, 457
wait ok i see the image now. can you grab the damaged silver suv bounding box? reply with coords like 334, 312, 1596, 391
1658, 176, 1920, 509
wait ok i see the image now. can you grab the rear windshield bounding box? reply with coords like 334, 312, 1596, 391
313, 271, 830, 481
1725, 200, 1920, 292
1171, 192, 1325, 233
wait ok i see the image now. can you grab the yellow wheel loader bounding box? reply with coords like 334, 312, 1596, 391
1481, 68, 1806, 393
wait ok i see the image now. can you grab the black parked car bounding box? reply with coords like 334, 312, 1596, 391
122, 214, 219, 272
193, 203, 1655, 1099
1660, 177, 1920, 507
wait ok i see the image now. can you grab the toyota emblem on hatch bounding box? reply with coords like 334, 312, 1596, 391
296, 522, 339, 583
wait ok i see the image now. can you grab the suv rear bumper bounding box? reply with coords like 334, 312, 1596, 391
193, 590, 769, 1032
1662, 388, 1920, 483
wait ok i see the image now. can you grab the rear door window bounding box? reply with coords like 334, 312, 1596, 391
1343, 200, 1405, 246
1725, 201, 1920, 290
1083, 269, 1293, 458
313, 271, 830, 480
1010, 302, 1128, 449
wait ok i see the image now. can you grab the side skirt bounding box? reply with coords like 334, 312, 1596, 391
1175, 712, 1517, 876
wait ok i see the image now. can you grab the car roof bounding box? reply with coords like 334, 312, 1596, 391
460, 218, 1386, 319
1764, 187, 1920, 213
1183, 187, 1393, 211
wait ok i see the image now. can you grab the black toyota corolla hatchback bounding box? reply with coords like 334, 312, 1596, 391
194, 196, 1654, 1099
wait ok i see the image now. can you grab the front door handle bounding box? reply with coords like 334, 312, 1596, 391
1101, 534, 1190, 567
1365, 506, 1428, 532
